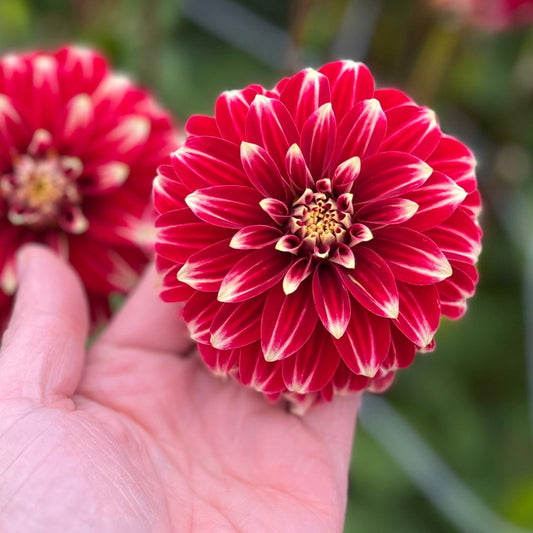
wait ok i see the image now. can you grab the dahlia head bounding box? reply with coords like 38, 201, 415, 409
154, 60, 482, 412
432, 0, 533, 30
0, 46, 179, 328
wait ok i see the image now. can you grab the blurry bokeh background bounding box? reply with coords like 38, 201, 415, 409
2, 0, 531, 531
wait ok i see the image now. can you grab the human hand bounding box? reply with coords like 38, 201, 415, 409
0, 245, 360, 533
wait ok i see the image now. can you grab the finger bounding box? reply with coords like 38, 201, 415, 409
0, 244, 89, 402
96, 263, 193, 354
303, 393, 361, 476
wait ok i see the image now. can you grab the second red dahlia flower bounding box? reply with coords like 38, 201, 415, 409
154, 60, 482, 411
0, 46, 179, 329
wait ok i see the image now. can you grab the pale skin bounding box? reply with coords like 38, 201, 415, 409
0, 245, 360, 533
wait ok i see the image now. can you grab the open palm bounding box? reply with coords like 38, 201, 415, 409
0, 246, 360, 533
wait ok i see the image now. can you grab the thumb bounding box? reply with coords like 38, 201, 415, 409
0, 244, 89, 403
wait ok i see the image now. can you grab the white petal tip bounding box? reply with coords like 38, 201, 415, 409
263, 349, 281, 363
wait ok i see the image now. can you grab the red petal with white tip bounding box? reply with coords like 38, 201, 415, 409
381, 325, 416, 371
215, 88, 257, 142
199, 343, 240, 376
371, 227, 452, 285
341, 246, 399, 318
218, 248, 290, 303
437, 260, 478, 319
285, 143, 314, 190
427, 134, 477, 193
230, 225, 282, 249
280, 68, 331, 130
282, 256, 313, 295
259, 197, 289, 225
178, 239, 245, 292
300, 103, 337, 179
330, 243, 355, 269
153, 168, 189, 212
238, 342, 285, 393
357, 197, 418, 228
210, 295, 265, 349
261, 279, 318, 362
185, 185, 269, 229
174, 136, 248, 188
382, 105, 441, 159
319, 60, 374, 119
282, 327, 340, 393
335, 99, 386, 163
312, 263, 351, 339
426, 208, 482, 263
240, 142, 290, 199
246, 95, 299, 170
393, 282, 440, 348
156, 222, 232, 263
332, 156, 361, 194
403, 171, 467, 231
355, 152, 432, 202
182, 292, 222, 343
57, 93, 94, 154
333, 300, 391, 377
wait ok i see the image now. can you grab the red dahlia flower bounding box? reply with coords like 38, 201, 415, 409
433, 0, 533, 29
0, 46, 178, 328
154, 60, 482, 412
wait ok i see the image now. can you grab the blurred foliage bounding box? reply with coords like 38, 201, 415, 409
1, 0, 532, 531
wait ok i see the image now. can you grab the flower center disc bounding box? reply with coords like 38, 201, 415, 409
0, 148, 88, 234
288, 190, 352, 254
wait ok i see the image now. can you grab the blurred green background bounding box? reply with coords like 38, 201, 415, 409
2, 0, 531, 531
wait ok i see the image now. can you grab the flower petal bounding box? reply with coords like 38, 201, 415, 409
427, 134, 477, 193
381, 105, 441, 159
300, 103, 337, 179
332, 300, 391, 377
185, 114, 220, 137
355, 151, 433, 202
238, 343, 286, 394
261, 279, 318, 362
173, 136, 248, 189
199, 343, 239, 376
403, 171, 467, 231
178, 239, 245, 292
282, 256, 313, 295
341, 246, 399, 318
156, 222, 233, 263
381, 326, 416, 371
312, 263, 351, 339
279, 68, 331, 130
331, 156, 361, 194
240, 141, 290, 199
318, 60, 374, 119
393, 282, 440, 348
425, 208, 482, 263
371, 227, 452, 285
230, 225, 282, 249
335, 98, 386, 163
186, 185, 269, 229
210, 295, 265, 349
285, 143, 313, 190
357, 197, 419, 228
282, 327, 340, 393
215, 87, 257, 142
182, 292, 222, 343
218, 248, 290, 303
246, 94, 299, 170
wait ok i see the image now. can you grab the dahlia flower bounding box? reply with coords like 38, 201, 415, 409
154, 60, 482, 411
432, 0, 533, 29
0, 46, 178, 328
